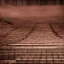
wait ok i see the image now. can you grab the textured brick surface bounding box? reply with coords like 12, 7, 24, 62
20, 23, 64, 44
1, 22, 64, 44
0, 5, 64, 64
0, 21, 64, 64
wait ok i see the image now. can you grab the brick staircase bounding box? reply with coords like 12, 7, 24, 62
0, 44, 64, 64
0, 21, 64, 64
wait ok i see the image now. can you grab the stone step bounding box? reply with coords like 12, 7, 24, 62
0, 52, 64, 60
0, 49, 63, 54
2, 43, 63, 48
0, 60, 16, 64
0, 54, 15, 60
1, 58, 64, 64
1, 52, 63, 54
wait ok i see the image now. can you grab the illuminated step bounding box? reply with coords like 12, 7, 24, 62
8, 43, 63, 46
0, 58, 64, 64
16, 59, 64, 63
3, 43, 62, 49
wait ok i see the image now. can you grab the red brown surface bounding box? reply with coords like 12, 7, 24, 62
0, 5, 64, 64
0, 5, 64, 23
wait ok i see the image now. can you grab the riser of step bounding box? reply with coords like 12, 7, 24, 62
0, 60, 64, 64
0, 48, 63, 52
0, 53, 64, 56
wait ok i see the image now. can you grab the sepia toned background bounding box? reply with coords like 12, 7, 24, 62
0, 0, 64, 64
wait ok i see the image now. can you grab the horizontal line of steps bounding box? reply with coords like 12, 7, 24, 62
0, 44, 64, 64
1, 44, 63, 50
7, 43, 63, 46
0, 52, 64, 59
0, 52, 64, 54
0, 59, 64, 64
